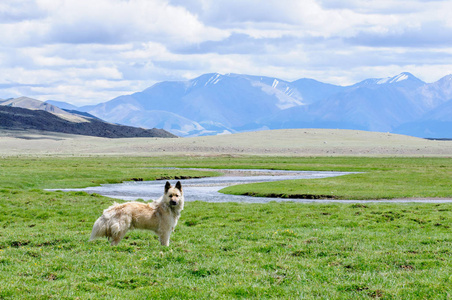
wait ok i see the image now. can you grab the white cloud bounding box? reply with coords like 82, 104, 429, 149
0, 0, 47, 23
44, 0, 227, 45
0, 0, 451, 104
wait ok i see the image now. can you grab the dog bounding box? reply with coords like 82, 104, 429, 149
89, 181, 184, 246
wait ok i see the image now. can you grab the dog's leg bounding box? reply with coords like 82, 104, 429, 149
159, 231, 171, 246
111, 237, 122, 246
109, 221, 129, 246
110, 230, 128, 246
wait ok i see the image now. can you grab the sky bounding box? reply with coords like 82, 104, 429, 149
1, 0, 452, 106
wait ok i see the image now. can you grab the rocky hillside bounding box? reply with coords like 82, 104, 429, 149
0, 101, 176, 138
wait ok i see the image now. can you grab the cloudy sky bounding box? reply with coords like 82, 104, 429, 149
1, 0, 452, 106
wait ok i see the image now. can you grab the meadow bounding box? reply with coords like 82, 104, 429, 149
0, 156, 451, 299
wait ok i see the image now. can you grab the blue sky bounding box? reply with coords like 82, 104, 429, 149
1, 0, 451, 105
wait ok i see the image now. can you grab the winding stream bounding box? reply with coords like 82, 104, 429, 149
50, 169, 452, 203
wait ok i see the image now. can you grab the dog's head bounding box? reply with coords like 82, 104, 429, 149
164, 181, 184, 208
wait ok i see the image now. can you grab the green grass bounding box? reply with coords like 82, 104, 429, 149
220, 157, 452, 200
0, 156, 221, 190
1, 156, 452, 299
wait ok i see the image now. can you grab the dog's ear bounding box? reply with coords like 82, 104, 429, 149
165, 181, 171, 193
175, 181, 182, 192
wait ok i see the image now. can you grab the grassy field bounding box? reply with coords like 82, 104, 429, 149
1, 156, 452, 299
220, 157, 452, 200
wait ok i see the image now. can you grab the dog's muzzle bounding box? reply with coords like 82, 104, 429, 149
170, 200, 178, 206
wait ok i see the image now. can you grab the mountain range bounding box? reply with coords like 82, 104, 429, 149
0, 97, 176, 138
18, 72, 452, 138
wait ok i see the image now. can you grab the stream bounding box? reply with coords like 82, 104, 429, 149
49, 169, 452, 203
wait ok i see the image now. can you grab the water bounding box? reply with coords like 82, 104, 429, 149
49, 169, 452, 204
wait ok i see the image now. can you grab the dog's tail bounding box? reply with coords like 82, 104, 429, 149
89, 216, 109, 241
89, 203, 121, 241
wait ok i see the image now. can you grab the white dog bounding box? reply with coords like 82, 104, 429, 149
89, 181, 184, 246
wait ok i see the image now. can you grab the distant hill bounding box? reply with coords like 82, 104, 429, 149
393, 98, 452, 138
0, 98, 176, 138
45, 100, 80, 111
2, 97, 72, 115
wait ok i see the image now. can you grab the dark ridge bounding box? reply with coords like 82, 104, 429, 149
0, 105, 177, 138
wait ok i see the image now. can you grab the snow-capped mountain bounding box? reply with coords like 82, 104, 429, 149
49, 72, 452, 138
262, 72, 430, 133
356, 72, 424, 87
78, 73, 313, 136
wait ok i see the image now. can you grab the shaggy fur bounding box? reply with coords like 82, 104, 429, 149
89, 181, 184, 246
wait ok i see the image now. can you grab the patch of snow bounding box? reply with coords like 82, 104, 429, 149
391, 73, 409, 83
377, 73, 410, 85
250, 80, 303, 110
376, 77, 390, 84
205, 73, 221, 86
